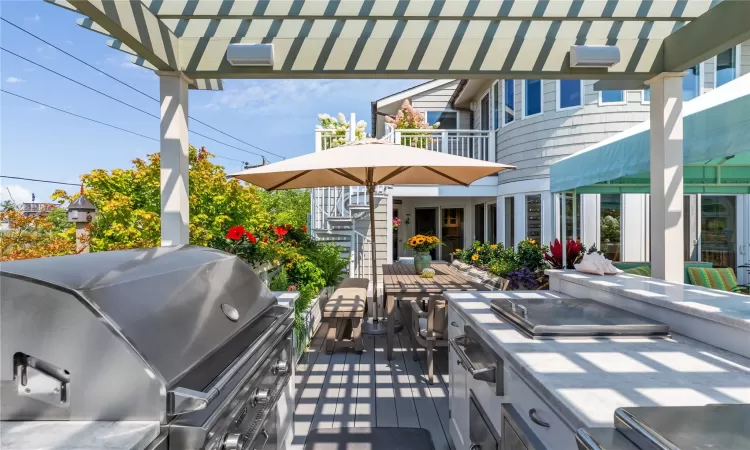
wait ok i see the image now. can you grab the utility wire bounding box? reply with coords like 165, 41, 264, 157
1, 175, 81, 187
2, 47, 159, 119
1, 90, 250, 168
0, 49, 269, 160
0, 17, 286, 160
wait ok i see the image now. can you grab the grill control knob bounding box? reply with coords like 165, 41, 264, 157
253, 388, 270, 406
223, 433, 245, 450
272, 360, 288, 375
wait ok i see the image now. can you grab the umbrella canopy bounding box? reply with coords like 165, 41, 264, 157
229, 139, 514, 189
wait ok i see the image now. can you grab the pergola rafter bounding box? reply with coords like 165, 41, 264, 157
145, 0, 714, 21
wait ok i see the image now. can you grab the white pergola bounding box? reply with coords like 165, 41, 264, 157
46, 0, 750, 282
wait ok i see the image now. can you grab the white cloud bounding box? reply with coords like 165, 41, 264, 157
0, 185, 34, 204
204, 80, 335, 113
5, 77, 24, 84
25, 14, 41, 23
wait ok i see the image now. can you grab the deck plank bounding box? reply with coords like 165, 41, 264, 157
293, 317, 452, 448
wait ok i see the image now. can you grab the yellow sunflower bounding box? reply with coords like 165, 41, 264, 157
491, 244, 498, 249
471, 254, 479, 261
529, 239, 536, 245
416, 237, 426, 245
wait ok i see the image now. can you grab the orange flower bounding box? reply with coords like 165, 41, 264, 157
471, 254, 479, 261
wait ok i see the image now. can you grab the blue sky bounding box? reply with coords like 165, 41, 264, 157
0, 1, 420, 204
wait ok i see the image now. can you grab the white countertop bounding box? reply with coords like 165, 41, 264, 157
444, 290, 750, 430
0, 421, 160, 450
547, 270, 750, 331
273, 291, 300, 309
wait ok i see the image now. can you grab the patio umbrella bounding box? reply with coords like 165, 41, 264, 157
230, 138, 514, 333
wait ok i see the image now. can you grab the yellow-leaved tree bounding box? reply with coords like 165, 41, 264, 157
52, 146, 304, 252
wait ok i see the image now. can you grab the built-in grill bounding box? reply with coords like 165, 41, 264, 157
1, 245, 294, 450
490, 297, 670, 339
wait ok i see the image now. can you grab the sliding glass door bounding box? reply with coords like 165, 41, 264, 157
701, 196, 738, 270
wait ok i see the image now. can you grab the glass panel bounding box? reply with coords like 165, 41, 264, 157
601, 90, 625, 103
716, 47, 736, 88
493, 82, 500, 129
683, 65, 700, 101
504, 197, 515, 248
415, 208, 438, 259
488, 203, 497, 244
601, 194, 622, 261
426, 111, 457, 129
684, 195, 699, 261
441, 208, 464, 261
504, 80, 515, 124
643, 88, 651, 103
525, 194, 542, 246
480, 94, 490, 130
559, 80, 582, 109
525, 80, 542, 116
557, 194, 581, 242
701, 196, 737, 270
474, 204, 485, 243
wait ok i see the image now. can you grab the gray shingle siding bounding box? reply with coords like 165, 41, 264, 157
411, 80, 461, 111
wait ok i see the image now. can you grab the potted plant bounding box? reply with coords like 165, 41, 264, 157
405, 234, 442, 274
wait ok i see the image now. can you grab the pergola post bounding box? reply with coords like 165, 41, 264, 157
159, 71, 190, 246
646, 73, 686, 282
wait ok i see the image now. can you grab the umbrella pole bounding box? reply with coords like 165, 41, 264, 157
362, 183, 388, 335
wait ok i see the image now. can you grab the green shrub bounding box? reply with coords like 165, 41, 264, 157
516, 239, 547, 273
303, 243, 348, 287
269, 267, 289, 291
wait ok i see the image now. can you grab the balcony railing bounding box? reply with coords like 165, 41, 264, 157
391, 129, 494, 161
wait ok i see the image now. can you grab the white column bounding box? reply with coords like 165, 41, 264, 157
159, 72, 190, 246
580, 194, 598, 246
646, 73, 685, 281
496, 195, 505, 246
513, 194, 525, 247
386, 194, 394, 263
621, 194, 649, 261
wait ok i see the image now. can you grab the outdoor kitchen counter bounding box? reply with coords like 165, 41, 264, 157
0, 421, 160, 450
444, 290, 750, 430
547, 270, 750, 359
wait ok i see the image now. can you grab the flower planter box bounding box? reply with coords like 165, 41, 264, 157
451, 260, 510, 290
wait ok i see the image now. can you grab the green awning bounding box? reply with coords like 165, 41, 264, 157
550, 75, 750, 194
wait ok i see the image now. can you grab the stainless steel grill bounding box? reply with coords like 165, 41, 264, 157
1, 245, 294, 450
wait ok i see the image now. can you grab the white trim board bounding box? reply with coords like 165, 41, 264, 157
375, 79, 456, 109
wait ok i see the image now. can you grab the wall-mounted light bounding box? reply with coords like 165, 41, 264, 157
569, 45, 620, 68
405, 213, 411, 225
226, 43, 274, 67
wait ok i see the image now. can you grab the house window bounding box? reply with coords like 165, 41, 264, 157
474, 203, 485, 243
600, 194, 621, 261
683, 65, 701, 101
492, 81, 500, 129
504, 197, 515, 247
524, 79, 543, 118
642, 88, 651, 104
426, 111, 457, 129
599, 90, 625, 105
525, 194, 542, 246
716, 47, 737, 88
488, 203, 497, 244
557, 80, 583, 110
503, 80, 515, 125
480, 93, 490, 130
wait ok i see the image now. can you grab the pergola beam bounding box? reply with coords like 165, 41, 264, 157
77, 17, 113, 37
69, 0, 180, 71
662, 0, 750, 72
148, 0, 713, 21
43, 0, 79, 13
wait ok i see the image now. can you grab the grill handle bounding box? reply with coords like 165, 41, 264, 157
169, 313, 294, 415
449, 336, 495, 381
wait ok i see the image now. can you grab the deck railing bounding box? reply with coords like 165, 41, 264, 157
391, 129, 494, 161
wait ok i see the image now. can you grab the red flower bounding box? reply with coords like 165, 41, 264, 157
226, 225, 245, 240
263, 236, 268, 243
245, 232, 257, 243
273, 226, 288, 238
302, 225, 307, 233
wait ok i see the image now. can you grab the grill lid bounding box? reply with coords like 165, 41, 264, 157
490, 297, 670, 339
1, 245, 279, 388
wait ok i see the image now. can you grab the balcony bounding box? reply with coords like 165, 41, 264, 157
387, 129, 494, 162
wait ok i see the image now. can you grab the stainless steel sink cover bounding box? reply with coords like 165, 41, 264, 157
490, 297, 670, 339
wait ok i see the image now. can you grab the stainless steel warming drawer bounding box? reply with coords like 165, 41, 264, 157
1, 245, 294, 450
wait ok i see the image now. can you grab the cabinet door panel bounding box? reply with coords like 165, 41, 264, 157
449, 305, 469, 448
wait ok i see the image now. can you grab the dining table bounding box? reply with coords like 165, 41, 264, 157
382, 261, 488, 360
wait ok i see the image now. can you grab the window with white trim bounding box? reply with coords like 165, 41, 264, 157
716, 47, 738, 88
642, 88, 650, 104
503, 80, 515, 125
524, 79, 543, 118
683, 64, 701, 101
599, 90, 625, 105
557, 79, 583, 110
425, 111, 457, 129
492, 81, 500, 129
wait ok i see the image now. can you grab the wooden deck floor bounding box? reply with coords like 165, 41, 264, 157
292, 303, 452, 450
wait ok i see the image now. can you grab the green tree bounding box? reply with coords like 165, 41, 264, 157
53, 147, 272, 251
260, 189, 310, 228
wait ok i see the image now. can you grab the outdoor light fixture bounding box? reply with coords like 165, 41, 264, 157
226, 43, 274, 67
569, 45, 621, 68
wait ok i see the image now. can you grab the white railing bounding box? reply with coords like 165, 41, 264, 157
350, 230, 372, 279
383, 122, 396, 142
392, 129, 494, 161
